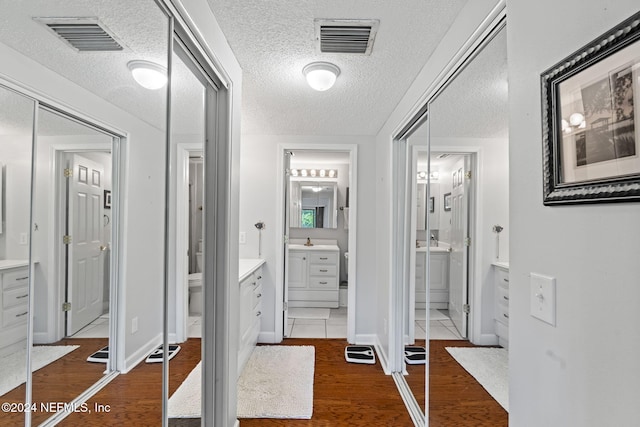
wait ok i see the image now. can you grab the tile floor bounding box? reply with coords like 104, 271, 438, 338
416, 309, 464, 340
287, 307, 348, 338
71, 313, 110, 338
188, 316, 202, 338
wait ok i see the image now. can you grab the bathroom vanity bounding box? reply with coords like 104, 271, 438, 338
238, 258, 265, 375
288, 239, 340, 308
493, 262, 510, 348
415, 246, 450, 309
0, 260, 29, 356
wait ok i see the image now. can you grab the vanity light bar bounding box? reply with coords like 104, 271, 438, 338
290, 168, 337, 178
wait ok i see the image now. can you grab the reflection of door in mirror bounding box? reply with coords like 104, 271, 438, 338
0, 84, 35, 425
28, 107, 115, 426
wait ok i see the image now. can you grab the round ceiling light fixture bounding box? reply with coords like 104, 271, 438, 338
303, 62, 340, 91
127, 60, 168, 90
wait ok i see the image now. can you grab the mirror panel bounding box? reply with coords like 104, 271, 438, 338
0, 85, 35, 425
290, 180, 338, 229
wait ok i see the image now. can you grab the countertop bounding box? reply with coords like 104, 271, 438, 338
416, 246, 450, 253
492, 261, 510, 270
239, 258, 265, 281
0, 259, 29, 270
288, 244, 340, 252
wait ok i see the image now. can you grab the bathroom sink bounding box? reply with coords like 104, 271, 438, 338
289, 244, 339, 251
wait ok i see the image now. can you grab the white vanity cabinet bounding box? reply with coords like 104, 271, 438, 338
493, 263, 509, 348
238, 261, 264, 376
0, 262, 29, 356
416, 250, 449, 309
288, 247, 339, 308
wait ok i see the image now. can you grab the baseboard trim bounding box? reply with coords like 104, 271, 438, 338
258, 331, 278, 343
373, 336, 391, 375
122, 333, 162, 374
472, 333, 500, 346
354, 333, 376, 345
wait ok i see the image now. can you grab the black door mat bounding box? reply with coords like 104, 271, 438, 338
345, 345, 376, 364
146, 344, 181, 363
87, 346, 109, 363
404, 345, 426, 365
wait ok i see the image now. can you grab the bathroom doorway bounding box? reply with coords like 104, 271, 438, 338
276, 144, 358, 342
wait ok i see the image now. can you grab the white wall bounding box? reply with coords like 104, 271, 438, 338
508, 1, 640, 426
374, 0, 503, 366
239, 134, 376, 340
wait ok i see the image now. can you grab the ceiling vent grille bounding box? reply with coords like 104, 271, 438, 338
34, 17, 125, 52
315, 19, 379, 55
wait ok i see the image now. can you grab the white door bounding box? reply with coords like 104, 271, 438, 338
282, 151, 293, 337
66, 153, 106, 336
449, 156, 469, 338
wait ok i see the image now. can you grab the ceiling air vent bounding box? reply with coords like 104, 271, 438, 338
315, 19, 379, 55
34, 17, 125, 52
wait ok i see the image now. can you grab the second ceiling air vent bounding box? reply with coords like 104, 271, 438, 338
315, 19, 379, 55
34, 17, 125, 52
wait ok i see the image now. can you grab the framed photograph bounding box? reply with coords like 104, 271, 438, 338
429, 196, 435, 213
104, 189, 111, 209
541, 11, 640, 204
443, 192, 451, 211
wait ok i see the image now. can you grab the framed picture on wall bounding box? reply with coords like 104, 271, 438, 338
104, 190, 112, 209
541, 10, 640, 205
443, 192, 451, 211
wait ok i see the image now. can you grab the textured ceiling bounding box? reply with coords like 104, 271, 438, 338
207, 0, 469, 136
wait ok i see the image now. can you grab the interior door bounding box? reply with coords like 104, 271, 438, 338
449, 156, 469, 338
282, 151, 293, 337
66, 153, 105, 336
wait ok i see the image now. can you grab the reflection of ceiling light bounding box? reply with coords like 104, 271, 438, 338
417, 171, 427, 179
312, 186, 322, 192
430, 171, 440, 180
569, 112, 584, 127
303, 62, 340, 91
127, 60, 167, 90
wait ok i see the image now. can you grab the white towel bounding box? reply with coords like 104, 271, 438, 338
343, 207, 349, 230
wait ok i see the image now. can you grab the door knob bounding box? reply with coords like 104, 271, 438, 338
100, 245, 108, 251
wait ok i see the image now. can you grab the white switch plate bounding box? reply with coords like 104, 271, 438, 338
530, 273, 556, 326
19, 233, 28, 245
239, 232, 246, 244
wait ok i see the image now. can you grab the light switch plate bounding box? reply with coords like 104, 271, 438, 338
239, 232, 246, 244
530, 273, 556, 326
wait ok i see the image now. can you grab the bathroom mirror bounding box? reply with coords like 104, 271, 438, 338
289, 180, 338, 229
0, 84, 35, 425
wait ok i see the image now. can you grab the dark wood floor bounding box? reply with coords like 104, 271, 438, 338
3, 338, 508, 426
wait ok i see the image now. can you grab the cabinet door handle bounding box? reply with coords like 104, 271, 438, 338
16, 312, 28, 318
319, 269, 328, 272
257, 293, 262, 298
257, 276, 262, 280
16, 276, 29, 281
319, 257, 328, 260
319, 281, 328, 285
503, 313, 509, 319
16, 294, 29, 299
256, 311, 262, 317
503, 278, 509, 283
251, 281, 257, 286
503, 296, 509, 301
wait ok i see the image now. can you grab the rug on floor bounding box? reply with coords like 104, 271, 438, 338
168, 345, 315, 419
0, 345, 79, 396
288, 307, 330, 319
445, 346, 509, 411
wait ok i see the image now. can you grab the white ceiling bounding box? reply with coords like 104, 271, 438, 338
291, 150, 350, 166
207, 0, 469, 136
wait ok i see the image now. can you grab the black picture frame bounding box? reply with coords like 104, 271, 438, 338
104, 189, 111, 209
443, 193, 451, 211
541, 11, 640, 205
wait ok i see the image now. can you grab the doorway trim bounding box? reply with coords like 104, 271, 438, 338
275, 143, 358, 343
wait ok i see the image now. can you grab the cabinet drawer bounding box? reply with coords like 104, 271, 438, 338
308, 252, 338, 264
495, 303, 509, 326
253, 285, 263, 308
495, 319, 508, 340
308, 277, 337, 289
3, 304, 29, 328
2, 268, 29, 290
3, 286, 29, 309
495, 268, 509, 290
309, 264, 337, 276
496, 285, 509, 308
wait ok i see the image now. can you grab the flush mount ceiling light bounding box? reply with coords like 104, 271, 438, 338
303, 62, 340, 91
127, 60, 167, 90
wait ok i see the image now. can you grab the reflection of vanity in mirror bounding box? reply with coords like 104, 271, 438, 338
290, 180, 338, 229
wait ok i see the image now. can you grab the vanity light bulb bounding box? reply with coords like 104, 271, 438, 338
291, 169, 299, 176
301, 169, 308, 177
310, 169, 317, 177
569, 112, 584, 127
328, 170, 336, 178
319, 169, 326, 177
